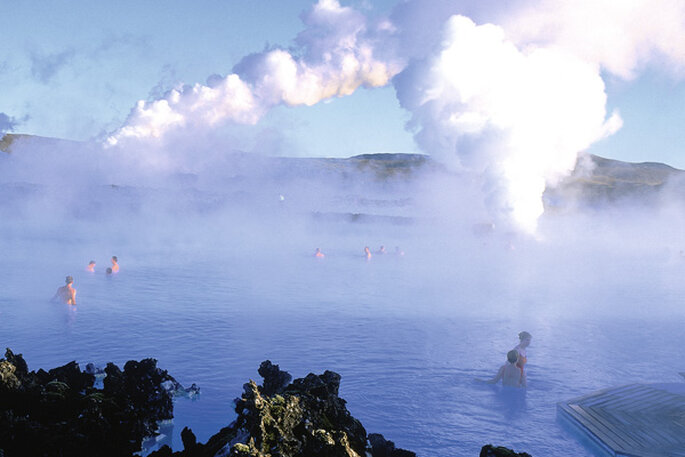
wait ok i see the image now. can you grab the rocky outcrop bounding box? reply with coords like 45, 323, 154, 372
257, 359, 292, 396
150, 360, 416, 457
0, 348, 180, 457
368, 433, 417, 457
0, 350, 531, 457
480, 444, 532, 457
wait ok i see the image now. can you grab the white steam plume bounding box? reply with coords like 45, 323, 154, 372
390, 0, 685, 79
106, 0, 399, 147
502, 0, 685, 79
394, 15, 622, 233
105, 0, 682, 233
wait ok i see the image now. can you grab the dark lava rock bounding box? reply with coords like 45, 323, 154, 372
150, 362, 415, 457
0, 348, 179, 457
368, 433, 416, 457
480, 444, 532, 457
257, 359, 292, 396
180, 426, 198, 453
3, 349, 28, 377
0, 350, 530, 457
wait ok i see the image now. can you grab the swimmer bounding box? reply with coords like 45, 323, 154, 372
106, 267, 113, 275
111, 256, 119, 273
52, 276, 77, 305
513, 331, 532, 377
364, 246, 372, 260
394, 246, 404, 256
86, 260, 96, 272
314, 248, 325, 258
483, 350, 526, 387
377, 245, 386, 255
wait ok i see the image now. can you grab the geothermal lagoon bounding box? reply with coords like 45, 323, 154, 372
2, 140, 685, 456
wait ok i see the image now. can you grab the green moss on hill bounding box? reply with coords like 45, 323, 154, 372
0, 134, 32, 153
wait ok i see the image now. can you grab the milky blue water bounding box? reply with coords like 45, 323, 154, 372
2, 215, 685, 457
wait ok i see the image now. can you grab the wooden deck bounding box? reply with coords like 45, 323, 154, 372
558, 383, 685, 457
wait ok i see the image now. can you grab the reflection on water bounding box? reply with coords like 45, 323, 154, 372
65, 304, 77, 326
2, 230, 685, 457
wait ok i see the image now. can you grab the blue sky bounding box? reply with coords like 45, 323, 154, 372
1, 0, 684, 169
591, 70, 685, 167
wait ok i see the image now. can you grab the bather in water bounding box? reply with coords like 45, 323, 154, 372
52, 276, 77, 305
482, 349, 527, 388
513, 331, 532, 378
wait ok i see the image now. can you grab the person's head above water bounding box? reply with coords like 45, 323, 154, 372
507, 349, 519, 364
518, 331, 532, 347
65, 276, 74, 284
106, 267, 113, 274
88, 261, 95, 266
111, 256, 118, 263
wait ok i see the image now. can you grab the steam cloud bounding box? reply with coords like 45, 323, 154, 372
387, 0, 685, 232
502, 0, 685, 79
103, 0, 685, 233
106, 0, 399, 146
393, 15, 621, 233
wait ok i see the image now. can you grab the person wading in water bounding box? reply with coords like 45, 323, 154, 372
53, 276, 77, 305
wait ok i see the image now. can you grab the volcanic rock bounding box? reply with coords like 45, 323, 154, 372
368, 433, 417, 457
257, 359, 292, 396
480, 444, 532, 457
0, 348, 180, 457
150, 362, 415, 457
0, 349, 530, 457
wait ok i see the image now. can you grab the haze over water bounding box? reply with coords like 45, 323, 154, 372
2, 139, 685, 456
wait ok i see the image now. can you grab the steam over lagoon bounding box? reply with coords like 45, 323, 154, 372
2, 136, 685, 456
3, 0, 685, 455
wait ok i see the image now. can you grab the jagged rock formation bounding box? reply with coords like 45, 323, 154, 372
150, 360, 415, 457
0, 348, 178, 457
368, 433, 417, 457
1, 350, 529, 457
479, 445, 532, 457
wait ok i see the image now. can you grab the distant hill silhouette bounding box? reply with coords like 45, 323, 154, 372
0, 133, 80, 153
3, 133, 682, 206
545, 154, 684, 206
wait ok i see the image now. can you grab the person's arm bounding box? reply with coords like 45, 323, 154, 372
520, 370, 527, 388
484, 365, 505, 384
70, 288, 77, 305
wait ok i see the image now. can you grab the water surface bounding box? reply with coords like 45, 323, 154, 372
2, 219, 685, 456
